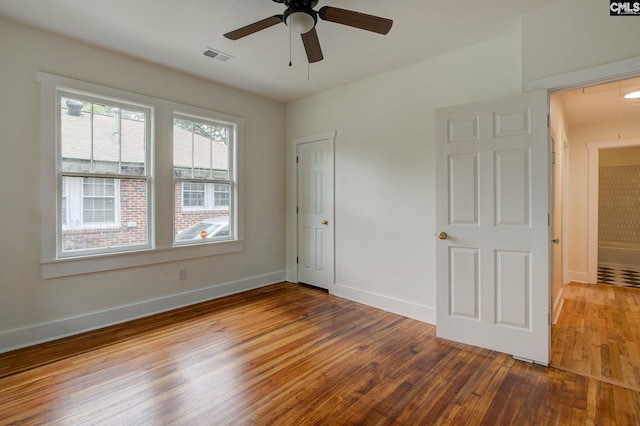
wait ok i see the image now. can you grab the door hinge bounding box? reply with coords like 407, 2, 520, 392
296, 156, 299, 164
547, 113, 550, 128
548, 213, 550, 227
296, 257, 299, 264
296, 206, 298, 214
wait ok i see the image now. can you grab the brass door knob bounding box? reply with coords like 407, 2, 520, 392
438, 232, 448, 240
321, 220, 329, 225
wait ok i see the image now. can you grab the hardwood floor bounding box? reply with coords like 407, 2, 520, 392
551, 282, 640, 392
1, 282, 639, 425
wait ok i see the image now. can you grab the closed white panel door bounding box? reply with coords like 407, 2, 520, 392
297, 137, 334, 289
435, 91, 550, 364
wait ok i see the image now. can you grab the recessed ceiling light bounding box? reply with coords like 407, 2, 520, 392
624, 90, 640, 99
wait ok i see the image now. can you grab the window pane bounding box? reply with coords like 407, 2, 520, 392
83, 177, 116, 224
60, 95, 146, 175
175, 181, 230, 242
182, 182, 205, 208
214, 183, 230, 206
60, 97, 92, 173
61, 178, 148, 253
173, 117, 230, 180
120, 109, 147, 175
92, 103, 119, 173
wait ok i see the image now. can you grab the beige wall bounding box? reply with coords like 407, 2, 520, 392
522, 0, 640, 85
286, 32, 523, 320
0, 18, 286, 350
285, 0, 640, 321
600, 146, 640, 166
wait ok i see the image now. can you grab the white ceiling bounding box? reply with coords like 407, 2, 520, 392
558, 76, 640, 127
0, 0, 563, 103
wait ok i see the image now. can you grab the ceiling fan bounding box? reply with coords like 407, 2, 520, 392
223, 0, 393, 64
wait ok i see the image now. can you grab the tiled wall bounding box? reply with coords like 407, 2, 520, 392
599, 165, 640, 243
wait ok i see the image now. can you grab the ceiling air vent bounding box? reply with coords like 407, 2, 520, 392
203, 48, 234, 63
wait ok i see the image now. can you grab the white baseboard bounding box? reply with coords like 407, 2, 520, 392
0, 271, 285, 354
331, 283, 436, 325
568, 271, 590, 283
285, 268, 297, 283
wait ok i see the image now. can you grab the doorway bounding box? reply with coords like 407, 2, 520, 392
293, 131, 336, 290
549, 76, 640, 391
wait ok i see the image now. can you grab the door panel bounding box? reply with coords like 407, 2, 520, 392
495, 250, 530, 329
449, 154, 479, 225
449, 247, 480, 320
495, 149, 530, 226
297, 135, 334, 289
436, 90, 549, 365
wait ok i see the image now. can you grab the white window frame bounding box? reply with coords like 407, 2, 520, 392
173, 112, 238, 245
56, 89, 151, 257
38, 72, 244, 279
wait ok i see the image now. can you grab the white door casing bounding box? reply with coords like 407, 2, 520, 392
550, 132, 564, 323
435, 90, 550, 365
296, 132, 335, 290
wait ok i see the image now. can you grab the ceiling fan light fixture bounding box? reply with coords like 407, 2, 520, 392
624, 90, 640, 99
285, 10, 316, 34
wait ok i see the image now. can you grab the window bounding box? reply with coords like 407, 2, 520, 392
83, 178, 117, 224
182, 182, 206, 209
62, 177, 121, 228
214, 184, 230, 207
173, 115, 235, 243
181, 182, 230, 210
39, 72, 244, 278
57, 92, 151, 256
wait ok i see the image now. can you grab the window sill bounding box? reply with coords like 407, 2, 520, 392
40, 240, 244, 279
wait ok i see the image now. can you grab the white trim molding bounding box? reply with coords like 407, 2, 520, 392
568, 271, 590, 284
0, 271, 285, 354
332, 283, 436, 325
527, 56, 640, 92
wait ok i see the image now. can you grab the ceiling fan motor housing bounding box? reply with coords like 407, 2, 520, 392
282, 0, 319, 34
273, 0, 319, 7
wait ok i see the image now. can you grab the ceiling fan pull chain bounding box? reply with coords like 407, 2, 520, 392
289, 25, 293, 67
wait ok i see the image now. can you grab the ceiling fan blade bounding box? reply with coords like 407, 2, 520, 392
301, 27, 324, 63
318, 6, 392, 35
223, 15, 283, 40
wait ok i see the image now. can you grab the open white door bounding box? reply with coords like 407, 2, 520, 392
296, 132, 335, 290
435, 90, 550, 364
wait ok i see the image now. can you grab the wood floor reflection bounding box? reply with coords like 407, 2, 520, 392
1, 282, 639, 424
551, 282, 640, 391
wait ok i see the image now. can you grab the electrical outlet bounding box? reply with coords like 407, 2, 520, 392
178, 268, 187, 280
